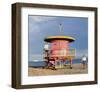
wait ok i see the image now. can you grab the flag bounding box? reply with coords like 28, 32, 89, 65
59, 23, 62, 32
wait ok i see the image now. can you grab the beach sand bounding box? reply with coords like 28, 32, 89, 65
28, 63, 88, 76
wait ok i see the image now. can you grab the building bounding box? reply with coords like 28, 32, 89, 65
44, 35, 75, 69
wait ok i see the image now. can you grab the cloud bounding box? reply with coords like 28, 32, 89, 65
29, 54, 44, 61
28, 15, 58, 38
29, 16, 56, 23
76, 49, 88, 58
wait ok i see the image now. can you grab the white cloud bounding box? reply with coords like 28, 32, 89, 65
30, 16, 56, 23
76, 49, 88, 58
29, 54, 44, 61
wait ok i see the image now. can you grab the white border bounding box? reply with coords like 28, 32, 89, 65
21, 7, 95, 85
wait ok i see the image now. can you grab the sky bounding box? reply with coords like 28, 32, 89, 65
28, 15, 88, 61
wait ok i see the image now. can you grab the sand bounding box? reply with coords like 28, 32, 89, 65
28, 63, 88, 76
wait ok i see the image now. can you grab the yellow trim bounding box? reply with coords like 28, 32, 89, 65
46, 35, 75, 41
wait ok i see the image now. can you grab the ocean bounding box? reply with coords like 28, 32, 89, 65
28, 58, 83, 68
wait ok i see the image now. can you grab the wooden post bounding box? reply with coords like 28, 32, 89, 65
44, 50, 49, 68
69, 58, 72, 69
51, 60, 57, 70
63, 59, 66, 66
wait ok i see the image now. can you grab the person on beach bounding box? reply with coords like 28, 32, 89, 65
81, 55, 87, 69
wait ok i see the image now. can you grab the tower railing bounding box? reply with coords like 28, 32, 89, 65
44, 48, 76, 59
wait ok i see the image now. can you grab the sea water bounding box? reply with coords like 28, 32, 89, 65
28, 58, 83, 68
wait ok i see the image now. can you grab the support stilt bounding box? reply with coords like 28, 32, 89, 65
69, 58, 72, 69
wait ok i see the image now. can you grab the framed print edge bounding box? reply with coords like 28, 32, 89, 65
12, 2, 98, 89
94, 7, 98, 84
12, 3, 21, 89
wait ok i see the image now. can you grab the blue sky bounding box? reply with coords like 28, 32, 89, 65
28, 15, 88, 61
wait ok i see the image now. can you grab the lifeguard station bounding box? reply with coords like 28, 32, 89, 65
44, 35, 76, 69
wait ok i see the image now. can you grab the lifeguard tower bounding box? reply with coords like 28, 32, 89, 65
43, 24, 76, 69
